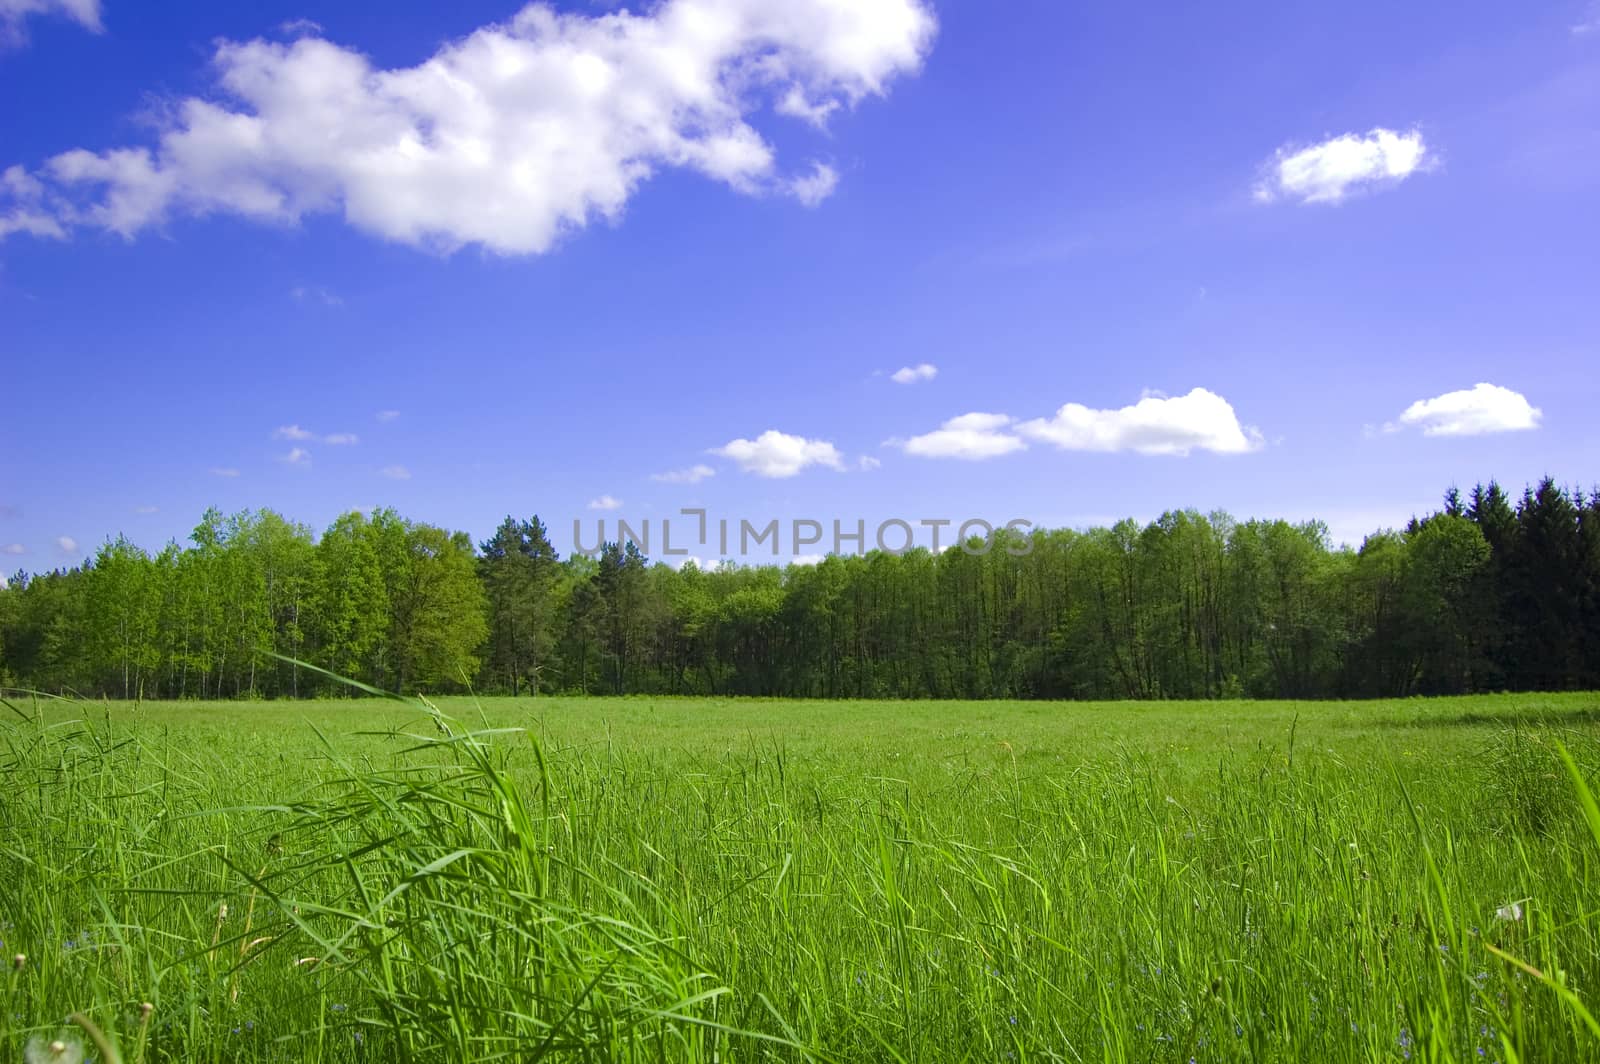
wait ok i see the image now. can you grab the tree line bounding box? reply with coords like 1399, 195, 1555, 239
2, 477, 1597, 701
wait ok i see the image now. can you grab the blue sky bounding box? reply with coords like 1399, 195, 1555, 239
2, 0, 1597, 569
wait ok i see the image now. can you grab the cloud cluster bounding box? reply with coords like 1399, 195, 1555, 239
712, 429, 844, 477
1, 0, 935, 253
897, 389, 1262, 461
1256, 128, 1428, 204
588, 494, 623, 510
1388, 382, 1541, 436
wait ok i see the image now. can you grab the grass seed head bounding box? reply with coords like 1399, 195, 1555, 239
12, 952, 24, 971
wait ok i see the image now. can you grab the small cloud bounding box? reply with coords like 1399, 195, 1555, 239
775, 87, 840, 128
1386, 382, 1542, 436
790, 162, 839, 207
899, 412, 1026, 460
652, 463, 716, 485
588, 494, 623, 510
324, 432, 359, 445
712, 430, 845, 478
282, 447, 312, 466
289, 285, 343, 307
2, 543, 24, 555
1017, 387, 1263, 455
376, 410, 400, 422
380, 465, 412, 480
890, 363, 938, 384
1574, 2, 1600, 33
279, 16, 322, 37
1256, 128, 1429, 204
209, 467, 241, 478
273, 424, 315, 441
56, 535, 78, 555
133, 505, 158, 514
0, 0, 102, 46
857, 455, 882, 471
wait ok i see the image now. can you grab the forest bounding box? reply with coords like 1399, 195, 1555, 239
2, 477, 1597, 701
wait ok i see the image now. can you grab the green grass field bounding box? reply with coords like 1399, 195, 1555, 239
4, 692, 1600, 1062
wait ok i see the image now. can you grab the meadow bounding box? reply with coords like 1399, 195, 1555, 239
3, 691, 1600, 1062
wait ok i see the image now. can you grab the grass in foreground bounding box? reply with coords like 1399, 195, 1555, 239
3, 692, 1599, 1062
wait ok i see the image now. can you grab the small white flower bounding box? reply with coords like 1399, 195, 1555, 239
26, 1037, 85, 1064
1494, 902, 1524, 922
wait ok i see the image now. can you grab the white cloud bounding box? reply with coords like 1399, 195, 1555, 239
277, 424, 357, 444
280, 17, 322, 38
210, 466, 241, 477
0, 166, 66, 238
290, 285, 343, 306
900, 412, 1025, 460
56, 535, 78, 554
857, 455, 881, 471
890, 362, 937, 384
712, 429, 844, 477
588, 494, 623, 510
1387, 382, 1542, 437
2, 0, 935, 254
380, 464, 412, 480
133, 505, 158, 514
0, 0, 101, 45
1, 543, 24, 555
1256, 128, 1428, 204
776, 86, 840, 127
1575, 2, 1600, 34
789, 161, 839, 207
1018, 388, 1262, 456
282, 447, 312, 465
376, 410, 400, 422
652, 463, 716, 484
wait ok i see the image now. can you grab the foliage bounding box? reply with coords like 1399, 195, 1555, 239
1, 477, 1598, 699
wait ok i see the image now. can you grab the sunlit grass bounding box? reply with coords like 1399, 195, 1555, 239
3, 691, 1599, 1061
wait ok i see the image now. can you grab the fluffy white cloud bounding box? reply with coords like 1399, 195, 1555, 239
1018, 388, 1262, 456
890, 362, 937, 384
1256, 128, 1428, 205
857, 455, 882, 471
1388, 382, 1542, 436
2, 543, 25, 555
0, 0, 100, 44
652, 463, 717, 484
56, 535, 78, 554
133, 505, 159, 514
712, 429, 844, 477
900, 412, 1025, 460
380, 464, 412, 480
282, 447, 312, 465
588, 494, 623, 510
324, 432, 359, 445
2, 0, 934, 253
